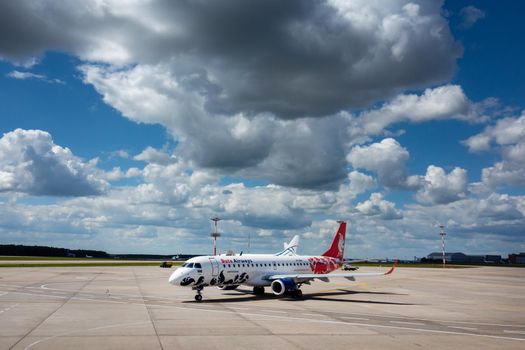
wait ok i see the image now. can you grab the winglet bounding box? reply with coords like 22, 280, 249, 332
385, 260, 398, 275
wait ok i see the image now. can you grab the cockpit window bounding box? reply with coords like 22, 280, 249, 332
183, 262, 194, 268
194, 263, 202, 269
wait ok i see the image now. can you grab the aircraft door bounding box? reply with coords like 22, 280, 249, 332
209, 258, 219, 277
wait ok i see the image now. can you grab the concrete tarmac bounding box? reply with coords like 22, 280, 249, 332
0, 265, 524, 349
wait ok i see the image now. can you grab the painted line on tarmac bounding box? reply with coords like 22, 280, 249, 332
504, 330, 525, 335
40, 283, 181, 301
448, 326, 478, 331
0, 303, 19, 314
263, 310, 286, 314
390, 320, 426, 326
330, 311, 525, 328
243, 313, 525, 342
9, 289, 525, 342
341, 316, 370, 321
24, 321, 151, 350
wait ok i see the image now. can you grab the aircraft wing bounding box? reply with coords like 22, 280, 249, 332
266, 261, 397, 283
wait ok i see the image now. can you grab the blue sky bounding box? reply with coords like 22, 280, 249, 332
0, 1, 524, 258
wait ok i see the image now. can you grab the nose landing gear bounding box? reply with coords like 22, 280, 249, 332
193, 286, 204, 302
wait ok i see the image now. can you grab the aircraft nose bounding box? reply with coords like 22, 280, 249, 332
168, 270, 183, 285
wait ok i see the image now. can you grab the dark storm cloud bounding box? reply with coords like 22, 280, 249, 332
1, 0, 461, 118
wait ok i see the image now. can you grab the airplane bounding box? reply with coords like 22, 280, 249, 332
168, 221, 397, 301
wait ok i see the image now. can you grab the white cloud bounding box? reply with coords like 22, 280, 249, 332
6, 70, 64, 84
415, 165, 469, 205
459, 6, 485, 29
82, 63, 351, 188
3, 1, 524, 258
348, 171, 376, 195
134, 147, 175, 165
356, 193, 402, 220
464, 113, 525, 152
347, 138, 412, 189
103, 167, 142, 182
0, 2, 463, 189
0, 129, 107, 196
356, 85, 473, 135
464, 112, 525, 188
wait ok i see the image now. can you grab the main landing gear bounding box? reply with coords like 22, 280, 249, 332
193, 286, 203, 301
291, 289, 302, 298
253, 286, 265, 295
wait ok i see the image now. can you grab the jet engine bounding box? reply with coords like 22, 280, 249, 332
270, 279, 297, 296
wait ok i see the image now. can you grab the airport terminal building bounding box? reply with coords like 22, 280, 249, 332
427, 252, 502, 264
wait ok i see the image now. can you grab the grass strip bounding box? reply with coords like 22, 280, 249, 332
0, 262, 182, 268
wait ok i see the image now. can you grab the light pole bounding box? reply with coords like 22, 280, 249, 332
210, 217, 221, 256
439, 225, 446, 268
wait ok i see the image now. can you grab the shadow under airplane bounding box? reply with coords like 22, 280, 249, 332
182, 288, 414, 306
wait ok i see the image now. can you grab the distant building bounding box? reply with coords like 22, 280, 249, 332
427, 252, 502, 264
466, 255, 485, 264
509, 253, 525, 264
427, 252, 468, 263
485, 255, 502, 264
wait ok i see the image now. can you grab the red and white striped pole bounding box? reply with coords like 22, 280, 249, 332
211, 217, 221, 256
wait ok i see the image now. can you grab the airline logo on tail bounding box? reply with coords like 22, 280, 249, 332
321, 221, 346, 260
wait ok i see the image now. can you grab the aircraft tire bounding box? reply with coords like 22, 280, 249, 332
195, 294, 202, 302
292, 289, 302, 298
253, 286, 265, 295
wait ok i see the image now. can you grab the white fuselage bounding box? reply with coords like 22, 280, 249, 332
169, 254, 342, 288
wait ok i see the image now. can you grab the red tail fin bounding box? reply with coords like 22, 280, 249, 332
322, 221, 346, 260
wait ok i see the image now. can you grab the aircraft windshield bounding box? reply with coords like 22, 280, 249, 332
181, 262, 202, 269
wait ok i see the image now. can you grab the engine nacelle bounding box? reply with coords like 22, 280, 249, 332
270, 279, 297, 296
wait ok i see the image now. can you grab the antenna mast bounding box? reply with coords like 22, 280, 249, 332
210, 217, 221, 256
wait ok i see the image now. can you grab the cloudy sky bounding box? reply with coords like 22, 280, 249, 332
1, 0, 524, 258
